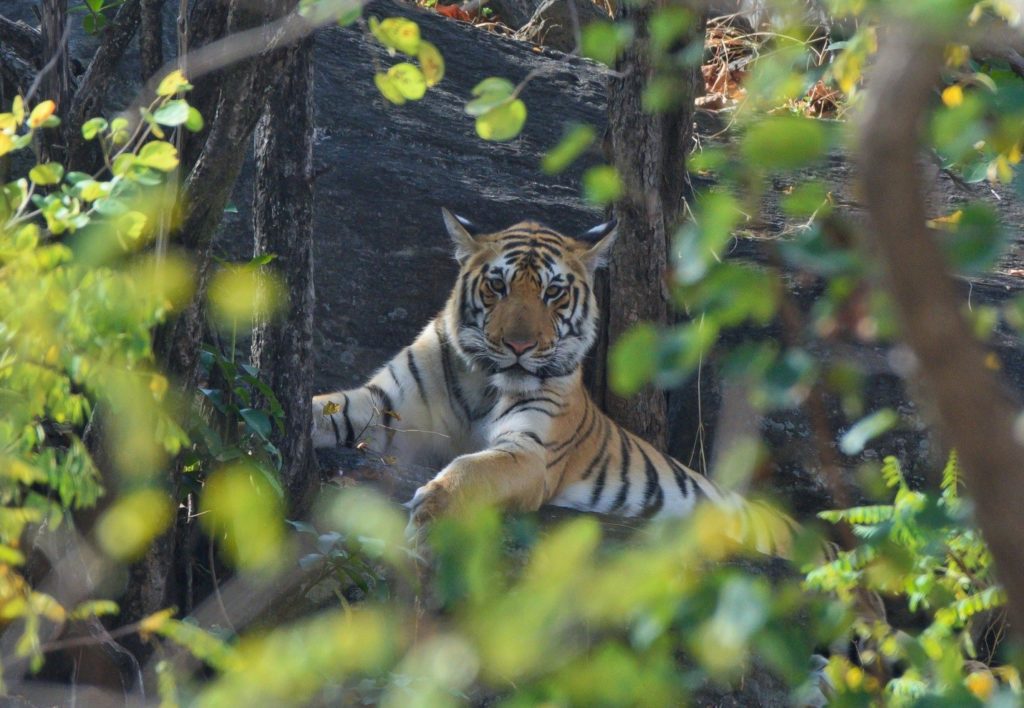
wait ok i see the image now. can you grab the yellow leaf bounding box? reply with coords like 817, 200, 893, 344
926, 209, 961, 230
941, 84, 963, 107
156, 70, 192, 97
418, 41, 445, 87
966, 671, 995, 701
322, 401, 341, 415
27, 100, 56, 129
12, 96, 24, 125
149, 374, 168, 401
0, 113, 15, 132
139, 608, 176, 639
386, 62, 427, 101
0, 133, 12, 158
137, 141, 179, 171
374, 73, 406, 105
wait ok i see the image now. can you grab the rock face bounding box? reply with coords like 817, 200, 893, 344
303, 0, 608, 390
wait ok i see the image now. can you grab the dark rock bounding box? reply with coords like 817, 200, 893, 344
485, 0, 542, 30
515, 0, 611, 52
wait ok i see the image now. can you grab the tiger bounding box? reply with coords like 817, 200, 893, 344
312, 209, 799, 555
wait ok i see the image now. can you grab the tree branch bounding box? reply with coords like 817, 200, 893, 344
139, 0, 165, 81
64, 0, 142, 167
858, 27, 1024, 632
0, 16, 42, 61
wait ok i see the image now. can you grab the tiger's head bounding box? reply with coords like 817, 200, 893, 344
442, 208, 618, 392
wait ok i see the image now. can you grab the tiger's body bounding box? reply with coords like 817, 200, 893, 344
313, 211, 796, 554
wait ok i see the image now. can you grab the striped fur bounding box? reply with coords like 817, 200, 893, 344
313, 211, 798, 555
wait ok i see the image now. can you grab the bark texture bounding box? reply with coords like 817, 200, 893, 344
858, 28, 1024, 631
250, 34, 319, 516
594, 0, 702, 449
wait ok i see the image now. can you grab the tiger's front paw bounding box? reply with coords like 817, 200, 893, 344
405, 480, 453, 541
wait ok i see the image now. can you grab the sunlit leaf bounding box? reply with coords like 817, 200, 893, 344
475, 99, 527, 142
28, 162, 64, 186
157, 69, 192, 96
137, 141, 179, 172
27, 100, 56, 129
374, 73, 407, 105
465, 77, 515, 116
200, 463, 285, 572
81, 117, 108, 140
152, 99, 191, 127
418, 41, 444, 87
386, 62, 427, 101
369, 16, 421, 55
96, 489, 175, 561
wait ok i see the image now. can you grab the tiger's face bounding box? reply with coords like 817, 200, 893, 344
442, 209, 617, 390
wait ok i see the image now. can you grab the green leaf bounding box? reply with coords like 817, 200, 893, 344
82, 12, 107, 34
475, 99, 527, 142
240, 408, 272, 439
386, 62, 427, 101
840, 408, 899, 455
581, 21, 633, 66
152, 99, 191, 127
541, 123, 596, 174
609, 324, 659, 395
940, 203, 1005, 274
137, 141, 179, 171
673, 191, 742, 285
741, 116, 828, 170
184, 106, 204, 132
465, 77, 516, 116
28, 162, 64, 186
81, 117, 108, 140
582, 165, 622, 205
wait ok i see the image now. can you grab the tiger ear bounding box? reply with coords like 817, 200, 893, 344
576, 218, 618, 272
442, 208, 482, 263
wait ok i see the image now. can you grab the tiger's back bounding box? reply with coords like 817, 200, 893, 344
313, 210, 796, 555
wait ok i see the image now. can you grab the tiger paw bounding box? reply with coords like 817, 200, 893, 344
405, 480, 453, 541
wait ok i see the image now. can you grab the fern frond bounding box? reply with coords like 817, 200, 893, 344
880, 456, 905, 489
949, 586, 1007, 625
941, 450, 960, 499
819, 505, 894, 525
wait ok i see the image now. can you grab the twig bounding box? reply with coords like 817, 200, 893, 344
23, 22, 70, 103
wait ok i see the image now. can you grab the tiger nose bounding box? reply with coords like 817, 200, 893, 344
504, 339, 537, 355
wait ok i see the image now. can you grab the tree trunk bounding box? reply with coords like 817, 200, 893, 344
858, 26, 1024, 633
592, 1, 702, 449
250, 34, 319, 516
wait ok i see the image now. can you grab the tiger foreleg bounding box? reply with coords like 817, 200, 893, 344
407, 431, 549, 530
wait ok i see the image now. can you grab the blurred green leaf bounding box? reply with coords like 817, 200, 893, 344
541, 123, 595, 174
582, 165, 622, 205
839, 408, 899, 455
741, 116, 828, 170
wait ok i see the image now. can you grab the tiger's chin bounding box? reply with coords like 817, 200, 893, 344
491, 368, 545, 394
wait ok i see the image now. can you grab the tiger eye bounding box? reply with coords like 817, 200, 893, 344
488, 277, 506, 294
544, 284, 565, 299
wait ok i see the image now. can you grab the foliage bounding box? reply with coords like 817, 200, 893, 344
807, 454, 1021, 705
0, 79, 204, 670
